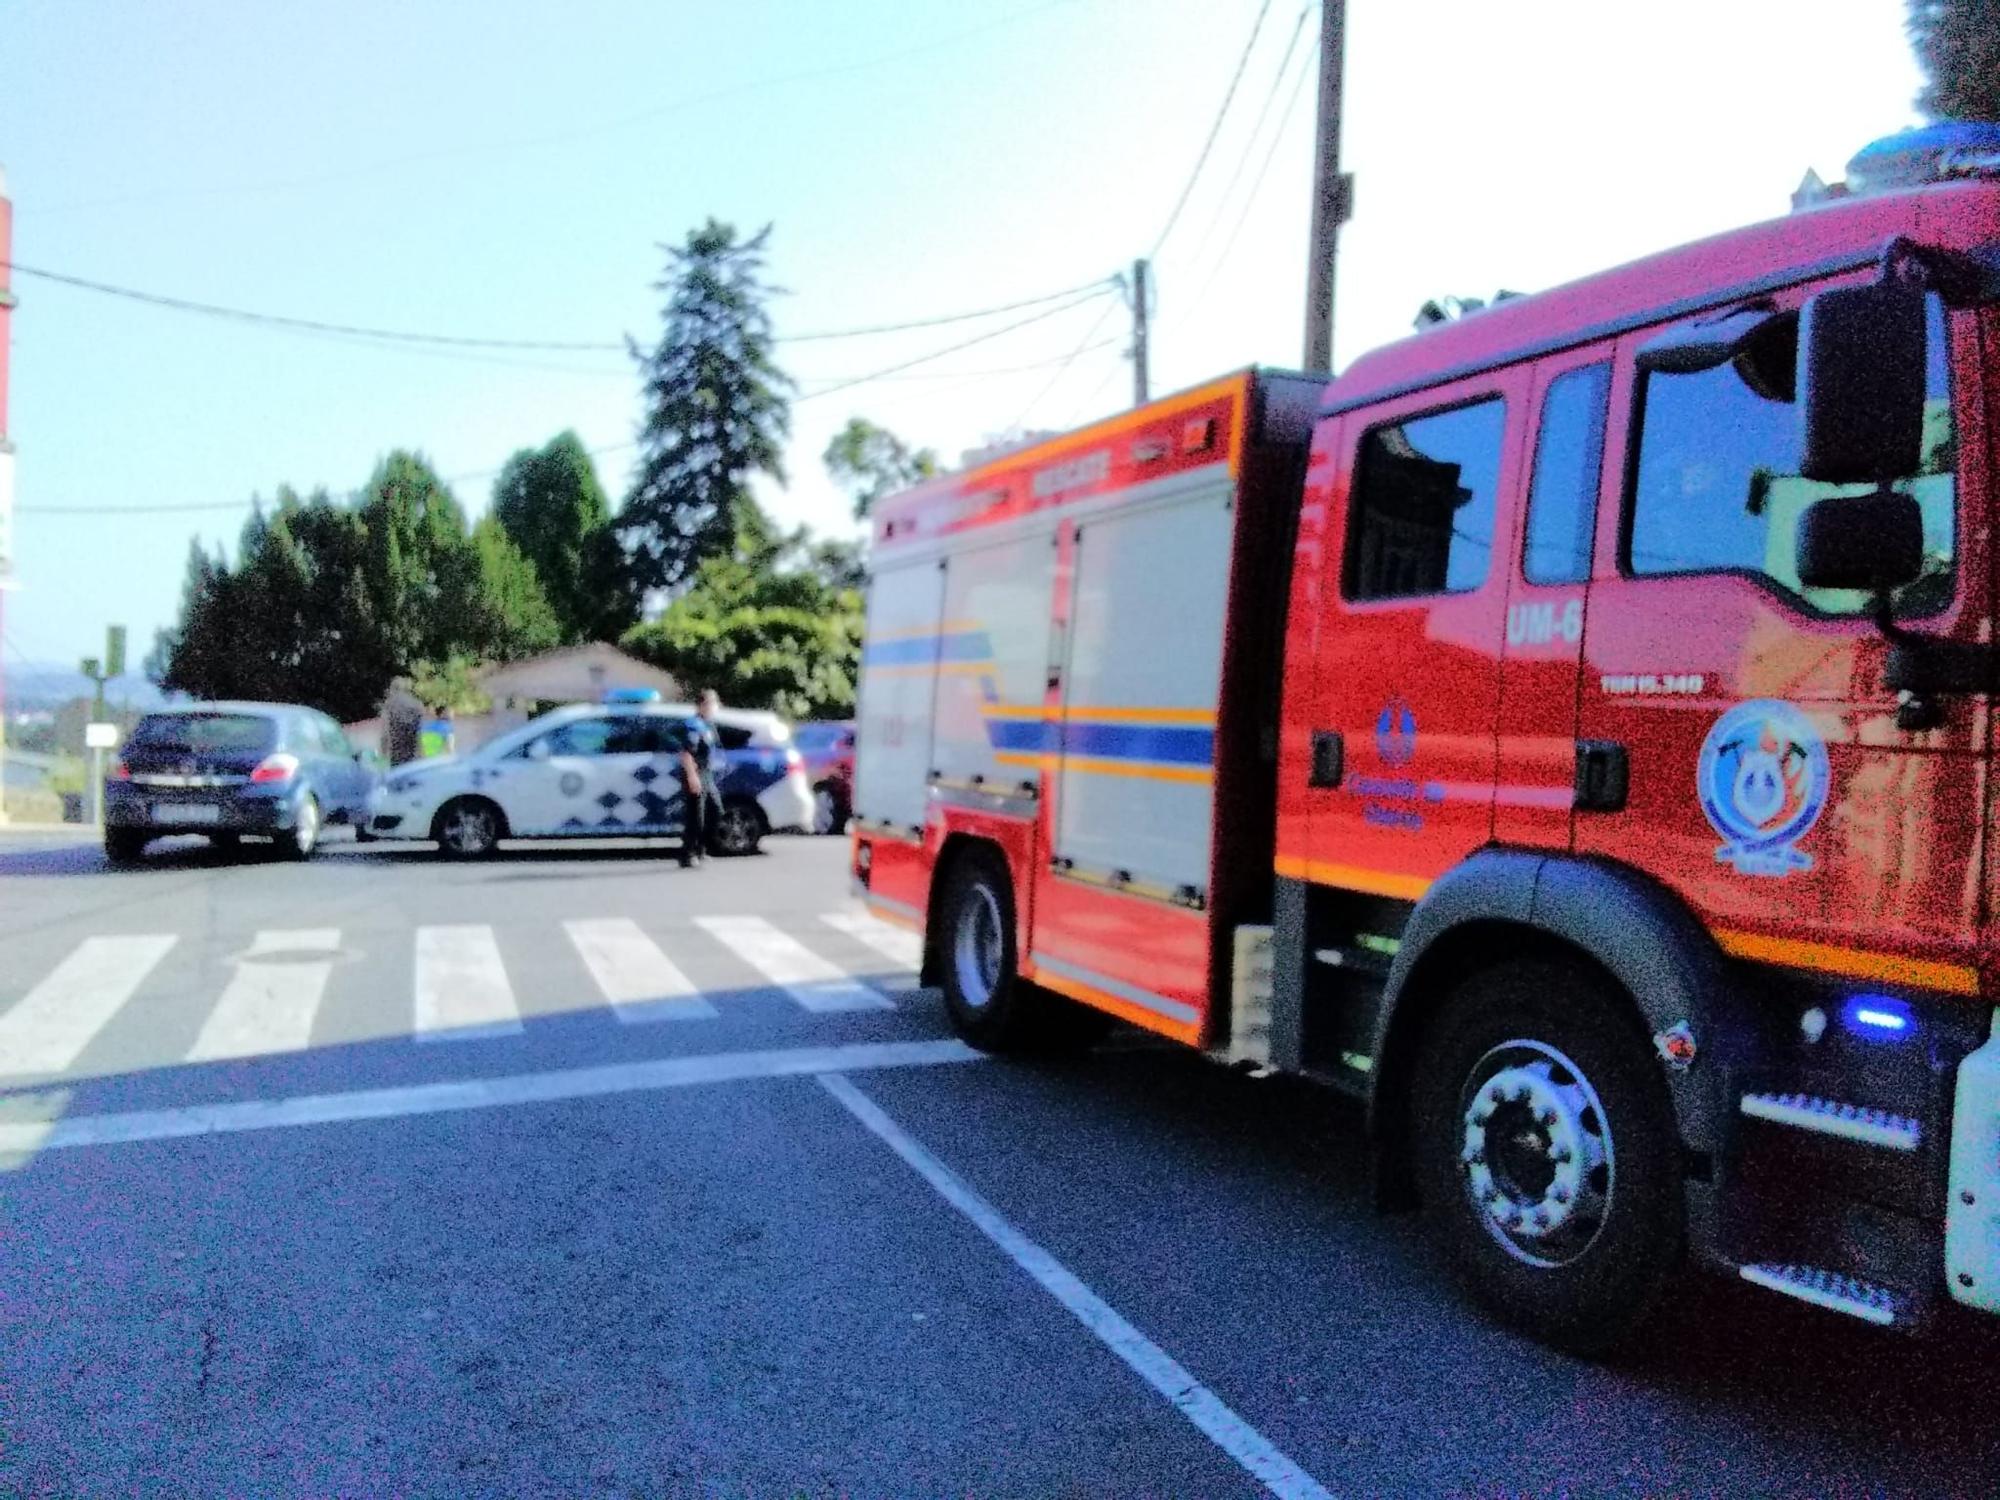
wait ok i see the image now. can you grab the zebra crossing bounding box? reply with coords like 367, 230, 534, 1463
0, 910, 926, 1081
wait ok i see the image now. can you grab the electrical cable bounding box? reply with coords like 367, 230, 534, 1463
1184, 30, 1317, 315
1177, 3, 1313, 276
4, 260, 1117, 353
1147, 0, 1274, 260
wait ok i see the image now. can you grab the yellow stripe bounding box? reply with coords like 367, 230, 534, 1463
1274, 854, 1434, 902
982, 703, 1217, 726
864, 660, 993, 677
1048, 755, 1211, 784
1714, 927, 1982, 997
1025, 962, 1202, 1046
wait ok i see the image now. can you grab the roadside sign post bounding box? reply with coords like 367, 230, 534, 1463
84, 719, 118, 826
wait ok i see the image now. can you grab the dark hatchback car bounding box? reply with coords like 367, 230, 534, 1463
105, 703, 379, 864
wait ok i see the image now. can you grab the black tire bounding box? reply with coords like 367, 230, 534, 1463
933, 849, 1111, 1055
711, 799, 764, 857
1411, 956, 1684, 1355
432, 796, 503, 859
276, 794, 322, 861
813, 782, 851, 836
104, 828, 148, 866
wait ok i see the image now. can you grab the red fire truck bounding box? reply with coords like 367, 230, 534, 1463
851, 125, 2000, 1350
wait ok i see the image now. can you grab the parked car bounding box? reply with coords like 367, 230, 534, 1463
104, 703, 380, 865
792, 720, 855, 834
364, 703, 813, 858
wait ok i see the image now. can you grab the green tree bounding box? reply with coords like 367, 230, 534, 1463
471, 515, 563, 659
822, 416, 938, 520
623, 219, 792, 594
490, 430, 637, 642
150, 539, 235, 697
356, 451, 492, 671
621, 541, 861, 721
1910, 0, 2000, 121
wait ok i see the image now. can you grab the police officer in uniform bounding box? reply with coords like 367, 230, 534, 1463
679, 691, 723, 867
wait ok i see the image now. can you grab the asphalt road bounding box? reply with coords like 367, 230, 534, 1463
4, 827, 2000, 1497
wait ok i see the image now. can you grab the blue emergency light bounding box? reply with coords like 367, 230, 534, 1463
1847, 122, 2000, 196
602, 687, 661, 704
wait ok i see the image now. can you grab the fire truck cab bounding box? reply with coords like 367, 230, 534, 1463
853, 127, 2000, 1350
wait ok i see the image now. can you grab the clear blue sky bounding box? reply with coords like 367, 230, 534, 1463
0, 0, 1925, 670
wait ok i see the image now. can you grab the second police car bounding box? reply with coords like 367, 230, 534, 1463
365, 702, 815, 858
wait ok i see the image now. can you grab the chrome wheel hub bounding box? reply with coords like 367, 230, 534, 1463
444, 807, 488, 854
1457, 1039, 1614, 1269
953, 884, 1004, 1010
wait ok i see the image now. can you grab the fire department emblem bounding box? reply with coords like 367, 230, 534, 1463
1697, 700, 1829, 877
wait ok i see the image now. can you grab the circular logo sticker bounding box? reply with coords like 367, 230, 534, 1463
1697, 700, 1829, 877
1375, 698, 1417, 767
559, 770, 586, 797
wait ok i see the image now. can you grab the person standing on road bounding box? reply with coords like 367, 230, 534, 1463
679, 693, 723, 868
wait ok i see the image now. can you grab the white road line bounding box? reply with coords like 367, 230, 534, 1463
696, 915, 893, 1013
820, 911, 924, 973
0, 935, 178, 1077
413, 925, 523, 1042
187, 929, 342, 1063
0, 1039, 984, 1156
564, 918, 718, 1023
818, 1073, 1337, 1500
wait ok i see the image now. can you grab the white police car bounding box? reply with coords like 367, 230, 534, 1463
365, 702, 813, 858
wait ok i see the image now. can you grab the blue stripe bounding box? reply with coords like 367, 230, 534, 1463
862, 631, 993, 667
982, 719, 1214, 766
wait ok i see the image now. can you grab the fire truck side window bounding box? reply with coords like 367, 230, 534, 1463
1627, 294, 1956, 616
1343, 398, 1507, 600
1522, 363, 1611, 585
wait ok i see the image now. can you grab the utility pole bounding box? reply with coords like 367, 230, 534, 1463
1130, 257, 1151, 406
0, 165, 15, 824
1302, 0, 1352, 371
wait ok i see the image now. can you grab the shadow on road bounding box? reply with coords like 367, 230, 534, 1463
1012, 1042, 2000, 1480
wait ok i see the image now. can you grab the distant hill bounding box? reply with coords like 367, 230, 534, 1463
3, 661, 172, 712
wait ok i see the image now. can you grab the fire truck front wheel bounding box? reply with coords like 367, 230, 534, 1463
1411, 956, 1683, 1356
938, 851, 1030, 1048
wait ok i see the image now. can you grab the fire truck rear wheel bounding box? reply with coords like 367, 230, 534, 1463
936, 850, 1048, 1051
1411, 956, 1683, 1356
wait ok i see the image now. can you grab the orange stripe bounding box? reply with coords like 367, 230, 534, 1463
1024, 961, 1203, 1046
953, 371, 1252, 488
1713, 927, 1982, 997
1274, 854, 1434, 902
864, 899, 925, 934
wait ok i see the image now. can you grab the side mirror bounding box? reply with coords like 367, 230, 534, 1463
526, 740, 552, 762
1799, 284, 1927, 484
1796, 491, 1924, 593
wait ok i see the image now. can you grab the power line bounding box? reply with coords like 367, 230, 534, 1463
1185, 29, 1318, 315
1178, 3, 1314, 276
793, 287, 1115, 404
2, 260, 1117, 354
18, 296, 1115, 518
1010, 295, 1123, 431
4, 262, 627, 352
1147, 0, 1275, 260
781, 278, 1116, 341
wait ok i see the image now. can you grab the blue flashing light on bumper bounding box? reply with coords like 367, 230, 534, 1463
1845, 996, 1913, 1037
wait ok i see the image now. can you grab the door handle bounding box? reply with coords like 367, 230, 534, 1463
1310, 730, 1344, 789
1574, 740, 1628, 813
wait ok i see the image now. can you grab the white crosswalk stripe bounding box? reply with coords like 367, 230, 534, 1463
0, 934, 178, 1076
696, 915, 895, 1012
413, 925, 524, 1042
188, 929, 341, 1062
564, 918, 718, 1023
820, 911, 924, 972
3, 915, 908, 1075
